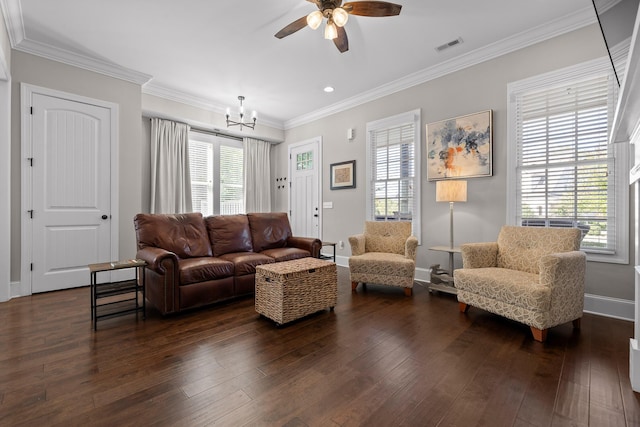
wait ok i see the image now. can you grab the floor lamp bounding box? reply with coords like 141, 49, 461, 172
436, 180, 467, 249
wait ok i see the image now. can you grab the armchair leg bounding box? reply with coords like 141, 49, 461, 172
351, 281, 359, 292
404, 287, 412, 297
530, 327, 548, 342
573, 318, 581, 330
459, 302, 469, 313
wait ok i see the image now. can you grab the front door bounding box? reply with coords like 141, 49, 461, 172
289, 138, 321, 239
24, 86, 114, 293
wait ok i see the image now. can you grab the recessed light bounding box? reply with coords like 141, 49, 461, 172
324, 86, 335, 93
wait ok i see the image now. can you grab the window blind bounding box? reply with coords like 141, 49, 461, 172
219, 145, 244, 215
188, 132, 244, 216
189, 140, 213, 216
515, 74, 617, 252
370, 123, 415, 221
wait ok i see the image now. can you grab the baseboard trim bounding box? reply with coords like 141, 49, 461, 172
330, 253, 635, 321
9, 258, 632, 322
10, 280, 22, 299
584, 293, 634, 322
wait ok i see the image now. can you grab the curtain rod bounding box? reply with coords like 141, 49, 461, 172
146, 115, 278, 144
190, 126, 243, 142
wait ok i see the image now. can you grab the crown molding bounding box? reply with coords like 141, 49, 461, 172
284, 7, 596, 129
15, 38, 152, 85
1, 0, 151, 85
0, 0, 24, 47
142, 82, 285, 130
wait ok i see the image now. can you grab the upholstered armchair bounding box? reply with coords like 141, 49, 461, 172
454, 225, 586, 342
348, 221, 418, 296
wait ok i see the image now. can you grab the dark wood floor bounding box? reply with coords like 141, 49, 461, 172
1, 267, 639, 426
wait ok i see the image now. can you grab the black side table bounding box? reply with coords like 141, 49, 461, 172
89, 259, 146, 330
319, 241, 337, 262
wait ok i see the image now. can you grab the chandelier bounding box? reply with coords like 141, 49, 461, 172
226, 96, 257, 130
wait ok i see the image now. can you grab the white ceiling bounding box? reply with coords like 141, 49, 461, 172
2, 0, 597, 128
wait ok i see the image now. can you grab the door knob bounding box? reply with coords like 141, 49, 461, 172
101, 215, 108, 220
314, 214, 319, 217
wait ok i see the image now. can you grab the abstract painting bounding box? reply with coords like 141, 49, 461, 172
426, 110, 492, 180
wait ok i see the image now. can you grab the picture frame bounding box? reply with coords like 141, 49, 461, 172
426, 110, 493, 181
330, 160, 356, 190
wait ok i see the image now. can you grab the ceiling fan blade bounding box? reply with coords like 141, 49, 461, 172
342, 1, 402, 17
334, 26, 349, 53
275, 16, 308, 39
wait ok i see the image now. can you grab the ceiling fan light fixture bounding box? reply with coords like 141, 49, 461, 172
333, 7, 349, 27
324, 19, 337, 40
307, 10, 323, 30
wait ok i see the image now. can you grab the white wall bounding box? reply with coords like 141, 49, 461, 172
276, 24, 636, 302
9, 50, 143, 286
0, 6, 11, 301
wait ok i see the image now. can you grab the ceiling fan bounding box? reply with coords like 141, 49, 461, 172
275, 0, 402, 53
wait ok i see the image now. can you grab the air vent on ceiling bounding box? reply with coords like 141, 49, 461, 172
435, 37, 463, 52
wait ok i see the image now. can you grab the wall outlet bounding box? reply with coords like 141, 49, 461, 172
338, 240, 344, 249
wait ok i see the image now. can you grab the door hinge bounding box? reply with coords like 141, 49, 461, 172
30, 263, 33, 271
27, 210, 33, 219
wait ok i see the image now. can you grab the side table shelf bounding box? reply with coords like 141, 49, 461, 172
428, 246, 461, 295
89, 259, 146, 330
319, 241, 337, 262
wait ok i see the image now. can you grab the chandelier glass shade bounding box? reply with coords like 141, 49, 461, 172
226, 96, 257, 131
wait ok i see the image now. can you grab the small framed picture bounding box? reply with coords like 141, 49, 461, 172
330, 160, 356, 190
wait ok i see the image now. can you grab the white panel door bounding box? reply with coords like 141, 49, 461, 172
30, 93, 112, 293
289, 139, 321, 238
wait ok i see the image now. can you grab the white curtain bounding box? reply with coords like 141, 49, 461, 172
150, 118, 193, 214
243, 137, 271, 213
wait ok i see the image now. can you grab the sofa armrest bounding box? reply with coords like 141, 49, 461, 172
287, 236, 322, 258
540, 251, 586, 323
460, 242, 499, 268
136, 246, 178, 274
349, 234, 366, 256
405, 236, 418, 261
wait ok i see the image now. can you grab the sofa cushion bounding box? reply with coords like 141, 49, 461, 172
134, 212, 212, 258
219, 252, 274, 276
205, 214, 254, 257
260, 247, 310, 262
177, 257, 234, 285
454, 267, 550, 312
247, 212, 292, 252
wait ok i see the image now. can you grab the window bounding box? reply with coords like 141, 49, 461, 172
507, 59, 628, 263
366, 109, 421, 239
188, 131, 244, 216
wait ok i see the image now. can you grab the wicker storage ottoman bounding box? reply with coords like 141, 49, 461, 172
255, 257, 337, 325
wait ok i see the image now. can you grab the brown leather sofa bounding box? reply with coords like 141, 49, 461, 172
134, 212, 321, 315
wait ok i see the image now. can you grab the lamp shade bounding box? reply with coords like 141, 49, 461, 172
436, 180, 467, 202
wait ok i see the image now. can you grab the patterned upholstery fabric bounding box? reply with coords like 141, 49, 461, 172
454, 225, 586, 334
348, 221, 418, 291
496, 225, 581, 274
